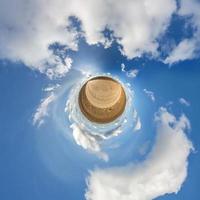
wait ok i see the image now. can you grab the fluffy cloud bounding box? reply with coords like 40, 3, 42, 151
45, 57, 73, 79
0, 0, 177, 77
2, 0, 200, 71
165, 0, 200, 64
85, 107, 193, 200
33, 93, 56, 126
73, 0, 177, 59
70, 123, 109, 162
0, 0, 78, 78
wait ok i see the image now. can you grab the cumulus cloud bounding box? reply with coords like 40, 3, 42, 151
144, 89, 155, 102
33, 93, 56, 126
2, 0, 200, 70
70, 123, 108, 161
0, 0, 78, 78
0, 0, 177, 77
71, 0, 176, 59
45, 57, 73, 79
85, 107, 193, 200
179, 98, 190, 107
165, 0, 200, 64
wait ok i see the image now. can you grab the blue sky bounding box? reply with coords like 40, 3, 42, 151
0, 0, 200, 200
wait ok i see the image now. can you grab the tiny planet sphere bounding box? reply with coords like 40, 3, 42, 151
78, 76, 126, 123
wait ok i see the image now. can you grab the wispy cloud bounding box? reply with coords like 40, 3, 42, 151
144, 89, 155, 102
126, 69, 139, 78
179, 98, 190, 107
43, 84, 60, 92
33, 93, 56, 127
164, 39, 196, 65
121, 63, 139, 78
134, 117, 142, 131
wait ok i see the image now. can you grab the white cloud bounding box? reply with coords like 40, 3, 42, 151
126, 69, 139, 78
0, 0, 177, 76
85, 107, 193, 200
165, 0, 200, 64
74, 0, 176, 59
133, 110, 142, 131
2, 0, 200, 69
33, 93, 56, 126
75, 0, 176, 59
46, 57, 73, 79
0, 0, 79, 79
164, 39, 196, 64
121, 63, 126, 72
121, 63, 139, 78
70, 123, 108, 161
43, 84, 60, 92
179, 98, 190, 107
134, 117, 142, 131
111, 127, 123, 137
4, 0, 200, 70
144, 89, 155, 102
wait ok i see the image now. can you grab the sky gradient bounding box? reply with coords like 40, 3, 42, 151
0, 0, 200, 200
